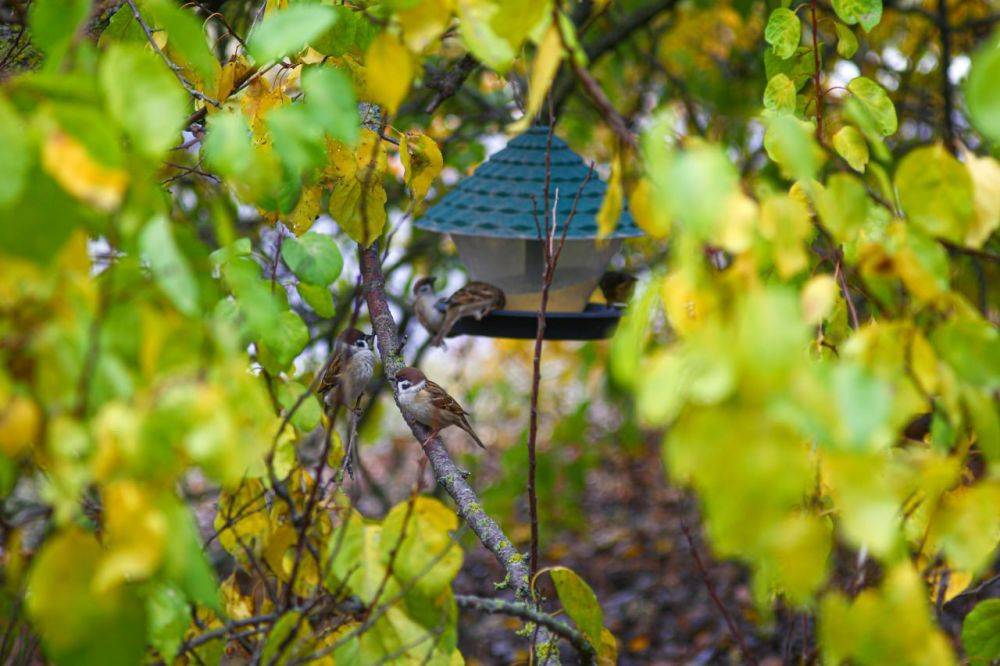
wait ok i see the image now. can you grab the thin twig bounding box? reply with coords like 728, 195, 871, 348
124, 0, 221, 108
680, 518, 758, 665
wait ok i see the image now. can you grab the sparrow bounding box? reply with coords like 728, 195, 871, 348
429, 281, 506, 347
392, 366, 486, 449
598, 271, 638, 307
317, 327, 376, 414
412, 276, 446, 337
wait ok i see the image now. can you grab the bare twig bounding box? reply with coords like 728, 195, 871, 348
124, 0, 221, 108
680, 518, 758, 665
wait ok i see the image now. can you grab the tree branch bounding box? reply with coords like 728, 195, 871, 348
455, 594, 596, 663
357, 244, 559, 662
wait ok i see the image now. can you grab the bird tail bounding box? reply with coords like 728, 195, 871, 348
460, 417, 487, 449
430, 310, 460, 347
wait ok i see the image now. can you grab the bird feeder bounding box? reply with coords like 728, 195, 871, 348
415, 126, 642, 340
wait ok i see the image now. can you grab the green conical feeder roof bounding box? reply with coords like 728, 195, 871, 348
416, 126, 642, 240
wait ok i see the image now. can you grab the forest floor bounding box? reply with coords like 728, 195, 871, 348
355, 437, 799, 666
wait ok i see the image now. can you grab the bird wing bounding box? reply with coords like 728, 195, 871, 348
448, 281, 505, 312
317, 349, 347, 395
424, 379, 469, 417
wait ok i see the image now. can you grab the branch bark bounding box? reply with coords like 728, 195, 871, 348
357, 245, 559, 663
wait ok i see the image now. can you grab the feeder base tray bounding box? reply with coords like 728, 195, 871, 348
445, 303, 623, 341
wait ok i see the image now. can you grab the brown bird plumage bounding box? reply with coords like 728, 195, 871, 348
429, 281, 506, 347
599, 271, 638, 307
393, 366, 486, 449
317, 328, 375, 411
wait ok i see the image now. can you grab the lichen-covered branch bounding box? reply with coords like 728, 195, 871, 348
358, 244, 560, 662
455, 595, 596, 664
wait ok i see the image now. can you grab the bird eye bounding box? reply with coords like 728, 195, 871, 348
356, 340, 366, 348
400, 381, 410, 389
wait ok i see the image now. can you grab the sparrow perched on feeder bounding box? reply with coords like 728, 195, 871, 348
412, 277, 446, 336
317, 328, 376, 414
392, 366, 486, 449
429, 281, 506, 347
598, 271, 638, 307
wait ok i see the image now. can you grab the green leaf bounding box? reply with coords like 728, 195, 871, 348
267, 104, 327, 180
147, 584, 190, 664
457, 0, 517, 73
831, 0, 882, 31
161, 499, 220, 610
835, 23, 859, 58
765, 46, 815, 92
281, 232, 344, 287
277, 381, 323, 433
931, 318, 1000, 391
962, 599, 1000, 662
203, 110, 254, 176
261, 612, 304, 664
817, 174, 869, 242
248, 4, 339, 63
100, 43, 188, 157
144, 0, 219, 89
832, 125, 869, 172
966, 32, 1000, 145
312, 5, 378, 56
0, 97, 30, 207
895, 145, 974, 243
259, 309, 310, 372
546, 566, 604, 650
764, 114, 821, 180
297, 282, 336, 317
26, 529, 148, 666
301, 66, 359, 145
0, 173, 85, 262
763, 74, 796, 114
847, 77, 897, 136
28, 0, 90, 67
764, 8, 801, 59
140, 215, 200, 316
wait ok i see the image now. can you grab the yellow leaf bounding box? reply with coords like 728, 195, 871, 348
364, 32, 413, 115
241, 77, 287, 143
510, 23, 563, 133
0, 396, 40, 458
94, 481, 168, 592
717, 191, 758, 253
962, 149, 1000, 248
287, 183, 323, 234
400, 130, 444, 202
628, 177, 671, 238
325, 130, 388, 246
801, 274, 837, 325
759, 194, 812, 278
398, 0, 455, 52
661, 271, 716, 336
42, 131, 128, 212
597, 149, 624, 239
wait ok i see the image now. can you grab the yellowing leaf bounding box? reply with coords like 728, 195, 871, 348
381, 496, 462, 596
597, 149, 624, 239
398, 0, 454, 52
287, 182, 323, 234
801, 274, 837, 325
457, 0, 516, 73
0, 396, 40, 458
42, 131, 128, 211
400, 130, 443, 202
896, 144, 974, 243
325, 130, 388, 245
511, 23, 564, 133
832, 125, 869, 172
718, 191, 758, 253
95, 481, 168, 592
543, 566, 604, 651
628, 177, 671, 238
962, 149, 1000, 248
364, 32, 413, 114
759, 194, 812, 278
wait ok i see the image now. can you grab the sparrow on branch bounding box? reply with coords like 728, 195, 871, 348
318, 328, 376, 414
392, 366, 486, 449
598, 271, 638, 307
412, 276, 446, 337
428, 281, 506, 347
